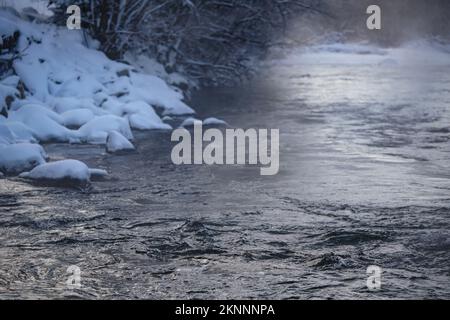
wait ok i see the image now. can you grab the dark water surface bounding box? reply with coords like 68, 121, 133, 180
0, 53, 449, 299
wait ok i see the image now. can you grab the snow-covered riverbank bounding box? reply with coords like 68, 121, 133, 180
0, 9, 201, 185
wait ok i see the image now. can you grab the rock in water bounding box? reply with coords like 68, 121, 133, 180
106, 130, 135, 153
19, 159, 91, 187
203, 117, 228, 126
0, 143, 47, 174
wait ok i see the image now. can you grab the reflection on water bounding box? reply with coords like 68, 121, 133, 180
0, 44, 449, 299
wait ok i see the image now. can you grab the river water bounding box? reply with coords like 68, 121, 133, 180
0, 43, 449, 299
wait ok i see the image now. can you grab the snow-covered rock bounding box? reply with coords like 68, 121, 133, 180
11, 104, 63, 123
124, 101, 172, 130
19, 159, 91, 186
55, 75, 106, 99
101, 98, 125, 116
49, 97, 102, 115
0, 82, 19, 106
61, 109, 95, 128
8, 104, 75, 142
0, 123, 15, 144
203, 117, 228, 126
1, 75, 20, 88
180, 117, 202, 127
0, 143, 47, 174
89, 168, 109, 179
13, 60, 49, 100
106, 130, 135, 153
3, 121, 37, 143
78, 115, 134, 144
125, 73, 195, 115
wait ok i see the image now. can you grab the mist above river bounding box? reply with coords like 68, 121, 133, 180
284, 0, 450, 47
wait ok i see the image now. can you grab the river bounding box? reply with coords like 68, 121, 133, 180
0, 43, 449, 299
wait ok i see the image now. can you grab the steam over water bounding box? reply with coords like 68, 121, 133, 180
0, 42, 449, 299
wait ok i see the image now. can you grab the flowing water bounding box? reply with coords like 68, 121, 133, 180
0, 43, 449, 299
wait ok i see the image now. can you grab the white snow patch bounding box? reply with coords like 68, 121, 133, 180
78, 115, 134, 144
3, 121, 37, 143
123, 101, 172, 130
89, 168, 109, 178
180, 117, 202, 127
0, 143, 47, 174
19, 159, 90, 183
9, 104, 75, 142
61, 109, 95, 128
0, 83, 19, 106
203, 117, 228, 126
106, 131, 135, 153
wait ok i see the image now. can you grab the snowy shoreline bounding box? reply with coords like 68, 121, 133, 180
0, 9, 223, 186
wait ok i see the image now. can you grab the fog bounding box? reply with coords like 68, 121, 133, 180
288, 0, 450, 46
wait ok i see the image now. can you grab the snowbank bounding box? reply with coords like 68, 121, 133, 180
0, 8, 225, 183
8, 104, 76, 142
0, 10, 194, 115
124, 101, 172, 130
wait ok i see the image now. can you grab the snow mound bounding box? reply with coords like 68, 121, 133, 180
124, 101, 172, 130
49, 97, 102, 115
180, 117, 202, 127
203, 117, 228, 126
78, 115, 134, 144
0, 82, 19, 108
0, 143, 47, 174
106, 130, 135, 153
61, 109, 95, 128
9, 104, 76, 142
19, 159, 91, 185
0, 123, 15, 144
2, 121, 37, 143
